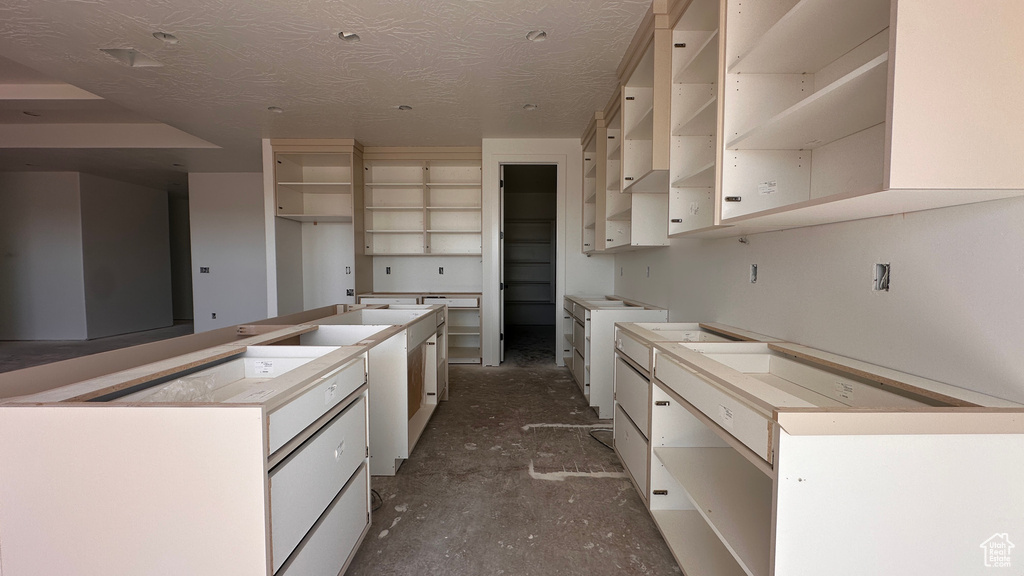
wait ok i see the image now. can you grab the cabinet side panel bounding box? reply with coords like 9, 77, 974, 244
888, 0, 1024, 189
0, 406, 268, 576
774, 429, 1024, 575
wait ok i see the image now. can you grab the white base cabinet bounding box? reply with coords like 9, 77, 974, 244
644, 339, 1024, 576
562, 296, 668, 418
358, 293, 481, 364
314, 304, 449, 475
612, 322, 779, 503
0, 341, 371, 576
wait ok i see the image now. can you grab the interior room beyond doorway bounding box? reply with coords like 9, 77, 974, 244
502, 164, 557, 363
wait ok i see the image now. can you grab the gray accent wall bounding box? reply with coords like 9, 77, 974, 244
0, 173, 88, 340
79, 173, 172, 339
188, 173, 269, 332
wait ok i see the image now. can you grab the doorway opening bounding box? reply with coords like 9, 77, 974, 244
501, 164, 557, 364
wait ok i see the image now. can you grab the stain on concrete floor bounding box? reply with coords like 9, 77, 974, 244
347, 326, 680, 575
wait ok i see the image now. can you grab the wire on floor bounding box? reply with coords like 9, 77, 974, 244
589, 428, 614, 451
371, 488, 383, 512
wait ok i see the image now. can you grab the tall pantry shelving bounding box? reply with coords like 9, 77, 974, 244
360, 149, 484, 364
267, 139, 370, 314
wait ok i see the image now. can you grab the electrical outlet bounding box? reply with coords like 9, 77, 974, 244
346, 289, 354, 297
750, 264, 758, 284
620, 267, 624, 277
386, 266, 391, 275
874, 263, 890, 291
439, 267, 444, 275
646, 266, 650, 278
211, 312, 216, 319
200, 267, 210, 273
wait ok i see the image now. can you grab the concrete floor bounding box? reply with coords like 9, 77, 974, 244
347, 325, 679, 575
0, 321, 195, 373
0, 322, 679, 575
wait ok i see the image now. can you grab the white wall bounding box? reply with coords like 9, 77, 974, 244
371, 256, 483, 293
302, 222, 355, 308
0, 173, 88, 340
613, 196, 1024, 404
79, 174, 173, 339
188, 173, 269, 333
275, 219, 304, 316
481, 139, 615, 366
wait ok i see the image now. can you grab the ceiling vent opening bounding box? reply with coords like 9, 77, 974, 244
100, 48, 163, 68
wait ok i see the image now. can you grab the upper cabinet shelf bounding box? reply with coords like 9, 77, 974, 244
728, 0, 890, 74
726, 53, 888, 150
274, 151, 356, 222
362, 152, 482, 256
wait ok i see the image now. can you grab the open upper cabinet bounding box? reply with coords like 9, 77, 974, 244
265, 138, 369, 313
584, 0, 1024, 246
362, 149, 482, 256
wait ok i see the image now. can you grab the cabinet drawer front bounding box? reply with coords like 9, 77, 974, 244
360, 297, 419, 305
269, 357, 366, 455
572, 320, 586, 355
615, 356, 650, 436
615, 329, 651, 372
614, 404, 649, 502
656, 356, 771, 463
277, 465, 369, 576
571, 349, 587, 388
572, 302, 587, 322
424, 297, 478, 308
270, 395, 368, 571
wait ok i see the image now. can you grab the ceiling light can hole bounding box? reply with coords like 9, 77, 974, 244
338, 31, 361, 42
526, 30, 547, 42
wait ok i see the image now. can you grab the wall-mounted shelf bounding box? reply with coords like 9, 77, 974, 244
363, 158, 481, 256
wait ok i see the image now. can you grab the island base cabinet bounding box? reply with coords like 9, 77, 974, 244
270, 396, 368, 572
277, 465, 370, 576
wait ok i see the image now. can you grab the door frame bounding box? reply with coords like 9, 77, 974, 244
482, 149, 570, 366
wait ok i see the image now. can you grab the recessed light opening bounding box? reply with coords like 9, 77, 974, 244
526, 30, 547, 42
152, 32, 178, 44
522, 104, 538, 111
267, 106, 284, 113
397, 105, 413, 111
22, 111, 42, 117
338, 31, 361, 42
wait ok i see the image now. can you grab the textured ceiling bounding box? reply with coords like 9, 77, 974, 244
0, 0, 648, 183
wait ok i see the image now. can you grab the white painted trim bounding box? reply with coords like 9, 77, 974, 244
482, 140, 576, 366
261, 139, 278, 317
